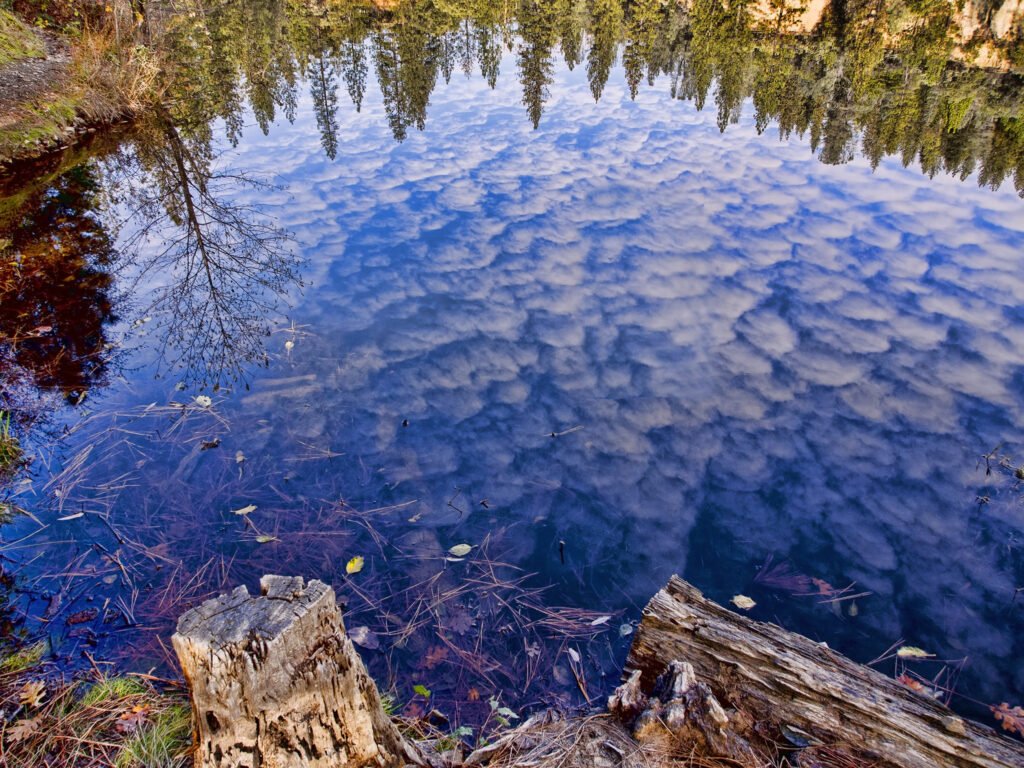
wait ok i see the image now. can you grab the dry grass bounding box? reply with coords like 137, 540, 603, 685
472, 712, 774, 768
69, 24, 163, 117
0, 649, 192, 768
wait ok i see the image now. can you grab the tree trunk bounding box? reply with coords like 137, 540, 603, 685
172, 575, 422, 768
622, 575, 1024, 768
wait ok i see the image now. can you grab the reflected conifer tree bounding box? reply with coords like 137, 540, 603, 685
155, 0, 1024, 187
310, 49, 342, 159
342, 39, 369, 111
517, 0, 559, 128
587, 0, 623, 101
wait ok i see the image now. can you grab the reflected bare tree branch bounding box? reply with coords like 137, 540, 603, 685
110, 111, 303, 391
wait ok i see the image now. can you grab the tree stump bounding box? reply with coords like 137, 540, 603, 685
623, 575, 1024, 768
172, 575, 422, 768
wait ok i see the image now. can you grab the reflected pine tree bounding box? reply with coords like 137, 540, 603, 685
154, 0, 1024, 191
587, 0, 624, 101
342, 39, 369, 111
518, 0, 560, 128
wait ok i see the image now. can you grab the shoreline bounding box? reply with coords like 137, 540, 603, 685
0, 5, 159, 169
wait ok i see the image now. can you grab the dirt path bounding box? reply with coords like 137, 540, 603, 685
0, 35, 70, 123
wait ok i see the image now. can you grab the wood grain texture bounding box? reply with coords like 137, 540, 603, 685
625, 575, 1024, 768
173, 575, 421, 768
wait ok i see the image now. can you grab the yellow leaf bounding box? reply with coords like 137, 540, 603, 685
731, 595, 756, 610
346, 556, 365, 574
448, 544, 473, 557
255, 535, 278, 544
232, 504, 257, 515
896, 646, 933, 659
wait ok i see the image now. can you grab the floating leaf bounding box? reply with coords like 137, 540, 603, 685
194, 395, 212, 408
448, 544, 473, 557
235, 451, 246, 464
590, 615, 612, 626
233, 504, 257, 516
413, 684, 431, 698
619, 623, 634, 637
567, 647, 581, 664
349, 626, 380, 650
58, 512, 84, 521
284, 340, 295, 351
255, 535, 278, 544
346, 556, 365, 574
896, 646, 933, 659
731, 595, 756, 610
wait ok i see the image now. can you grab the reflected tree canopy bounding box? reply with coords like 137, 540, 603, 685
150, 0, 1024, 194
0, 164, 119, 423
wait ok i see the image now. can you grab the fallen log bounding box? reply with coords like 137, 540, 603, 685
622, 575, 1024, 768
172, 574, 423, 768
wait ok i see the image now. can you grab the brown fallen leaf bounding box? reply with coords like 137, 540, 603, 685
19, 680, 46, 709
116, 704, 150, 734
6, 716, 41, 743
992, 702, 1024, 735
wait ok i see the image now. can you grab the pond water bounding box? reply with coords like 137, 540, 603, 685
3, 0, 1024, 730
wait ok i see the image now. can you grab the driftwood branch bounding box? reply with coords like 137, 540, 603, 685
621, 575, 1024, 768
173, 575, 422, 768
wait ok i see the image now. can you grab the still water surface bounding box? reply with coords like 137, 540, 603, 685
3, 0, 1024, 727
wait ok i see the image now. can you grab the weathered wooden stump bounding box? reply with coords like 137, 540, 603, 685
620, 575, 1024, 768
173, 575, 422, 768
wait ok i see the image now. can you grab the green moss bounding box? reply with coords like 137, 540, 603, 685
0, 10, 46, 68
114, 704, 192, 768
0, 91, 86, 161
0, 640, 47, 674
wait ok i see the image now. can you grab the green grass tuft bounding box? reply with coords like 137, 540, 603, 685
114, 703, 192, 768
0, 411, 24, 481
79, 675, 149, 708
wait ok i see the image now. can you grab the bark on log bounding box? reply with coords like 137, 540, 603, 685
624, 575, 1024, 768
172, 575, 422, 768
